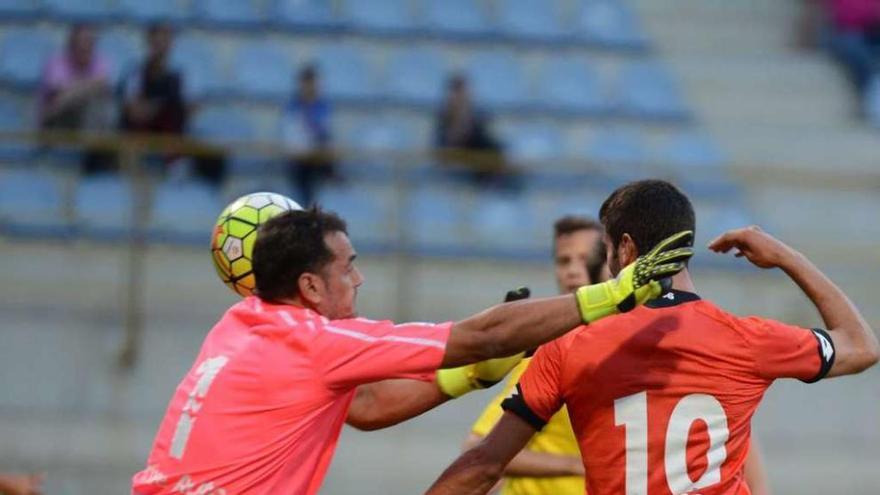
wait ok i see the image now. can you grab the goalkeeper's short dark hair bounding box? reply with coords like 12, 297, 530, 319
252, 206, 347, 302
599, 179, 695, 257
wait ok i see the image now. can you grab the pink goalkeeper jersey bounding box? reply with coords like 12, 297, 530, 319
132, 297, 451, 495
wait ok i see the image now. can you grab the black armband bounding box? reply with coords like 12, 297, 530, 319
501, 384, 547, 431
801, 328, 835, 383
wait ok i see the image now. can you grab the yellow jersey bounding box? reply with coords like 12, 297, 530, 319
471, 358, 585, 495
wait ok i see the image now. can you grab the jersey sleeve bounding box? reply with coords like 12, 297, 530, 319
502, 341, 565, 431
310, 317, 452, 390
739, 316, 836, 383
471, 361, 528, 436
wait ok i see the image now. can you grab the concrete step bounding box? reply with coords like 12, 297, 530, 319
709, 121, 880, 170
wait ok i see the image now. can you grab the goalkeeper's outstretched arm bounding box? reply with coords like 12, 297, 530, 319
443, 230, 694, 368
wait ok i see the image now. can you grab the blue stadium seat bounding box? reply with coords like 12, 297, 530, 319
502, 123, 564, 166
43, 0, 116, 22
423, 0, 492, 37
616, 62, 689, 120
497, 0, 564, 41
315, 43, 376, 101
149, 179, 222, 243
118, 0, 190, 23
465, 51, 528, 110
586, 129, 647, 180
192, 106, 257, 144
470, 191, 539, 255
0, 29, 55, 88
232, 41, 294, 100
577, 0, 646, 48
404, 184, 468, 254
0, 0, 41, 19
385, 47, 448, 106
0, 169, 69, 236
341, 0, 417, 34
271, 0, 339, 30
0, 96, 35, 160
342, 119, 417, 152
170, 36, 226, 98
337, 118, 415, 179
316, 183, 395, 248
98, 31, 143, 85
74, 174, 133, 239
661, 132, 725, 169
194, 0, 262, 28
537, 56, 605, 114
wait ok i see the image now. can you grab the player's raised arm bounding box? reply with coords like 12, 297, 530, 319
709, 226, 879, 377
441, 230, 694, 368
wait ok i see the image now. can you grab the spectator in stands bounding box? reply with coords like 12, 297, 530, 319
800, 0, 880, 122
120, 24, 187, 140
279, 65, 337, 206
38, 24, 113, 173
434, 74, 512, 188
119, 23, 224, 185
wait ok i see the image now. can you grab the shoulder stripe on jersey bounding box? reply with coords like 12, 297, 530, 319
324, 325, 446, 350
278, 311, 297, 328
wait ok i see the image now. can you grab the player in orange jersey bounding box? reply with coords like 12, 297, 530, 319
426, 179, 878, 495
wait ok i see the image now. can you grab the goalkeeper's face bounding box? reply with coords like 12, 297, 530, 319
311, 231, 364, 319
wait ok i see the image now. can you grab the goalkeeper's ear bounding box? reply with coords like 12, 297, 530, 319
617, 233, 639, 268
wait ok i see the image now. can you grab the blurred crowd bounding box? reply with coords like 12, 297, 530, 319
799, 0, 880, 125
39, 23, 514, 203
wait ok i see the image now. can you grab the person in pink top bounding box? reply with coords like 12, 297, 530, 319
39, 23, 114, 173
39, 24, 111, 131
132, 206, 693, 495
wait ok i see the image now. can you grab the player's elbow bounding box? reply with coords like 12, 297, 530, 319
346, 416, 386, 431
854, 326, 880, 373
857, 340, 880, 372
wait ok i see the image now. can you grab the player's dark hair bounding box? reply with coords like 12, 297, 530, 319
252, 206, 348, 302
599, 179, 695, 257
553, 215, 602, 239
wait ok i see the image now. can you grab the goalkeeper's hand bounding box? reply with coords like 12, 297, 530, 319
436, 287, 530, 398
575, 230, 694, 323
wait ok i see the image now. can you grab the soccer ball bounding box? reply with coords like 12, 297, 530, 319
211, 192, 302, 297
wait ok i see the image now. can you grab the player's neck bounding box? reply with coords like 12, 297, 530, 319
669, 269, 696, 293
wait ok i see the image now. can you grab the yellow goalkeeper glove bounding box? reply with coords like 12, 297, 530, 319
576, 230, 694, 323
436, 287, 530, 399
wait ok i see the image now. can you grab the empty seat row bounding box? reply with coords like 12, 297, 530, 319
0, 28, 686, 118
0, 0, 646, 49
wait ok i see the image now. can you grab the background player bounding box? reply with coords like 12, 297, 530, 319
426, 179, 879, 495
132, 206, 693, 494
462, 216, 606, 495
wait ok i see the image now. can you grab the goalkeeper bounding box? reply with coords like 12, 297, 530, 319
133, 207, 693, 495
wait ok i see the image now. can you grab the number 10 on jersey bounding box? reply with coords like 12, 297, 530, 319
615, 391, 730, 495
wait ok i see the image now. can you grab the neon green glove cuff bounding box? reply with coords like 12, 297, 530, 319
436, 353, 524, 398
575, 230, 695, 323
